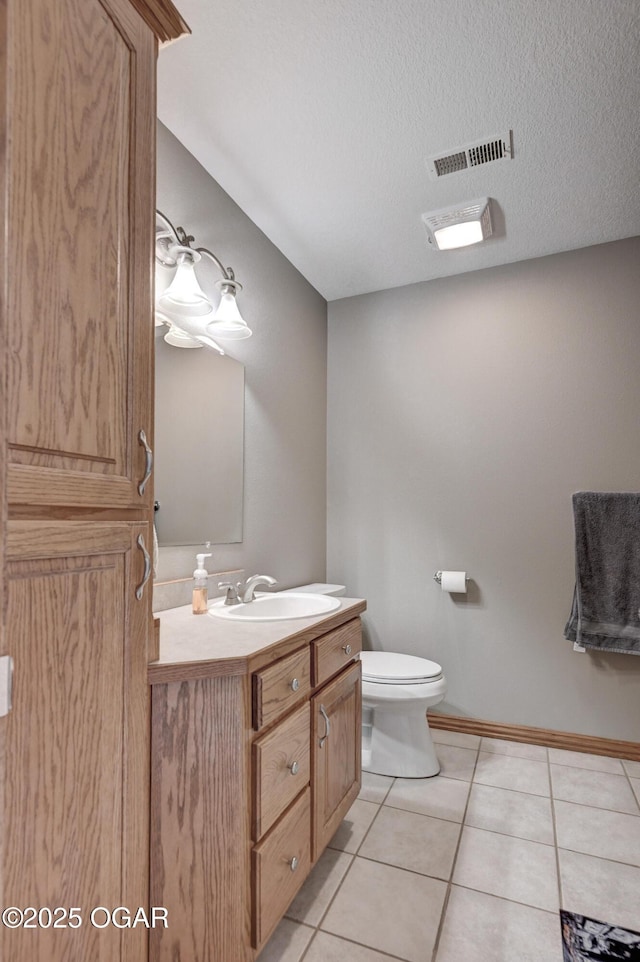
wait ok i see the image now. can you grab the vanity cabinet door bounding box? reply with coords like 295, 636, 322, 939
5, 0, 156, 512
2, 521, 151, 962
311, 660, 362, 860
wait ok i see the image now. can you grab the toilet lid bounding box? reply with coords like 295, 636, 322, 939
361, 651, 443, 684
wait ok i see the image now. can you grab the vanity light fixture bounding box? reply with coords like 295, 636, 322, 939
422, 197, 493, 251
155, 210, 252, 349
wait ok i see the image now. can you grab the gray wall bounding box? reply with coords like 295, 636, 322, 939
327, 237, 640, 741
155, 122, 327, 589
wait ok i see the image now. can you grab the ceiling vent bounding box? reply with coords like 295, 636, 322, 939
427, 132, 513, 180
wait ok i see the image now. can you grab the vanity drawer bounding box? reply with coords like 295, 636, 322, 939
252, 787, 311, 949
252, 646, 311, 731
253, 701, 310, 840
312, 618, 362, 688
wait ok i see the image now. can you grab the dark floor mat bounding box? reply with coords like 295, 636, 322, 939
561, 910, 640, 961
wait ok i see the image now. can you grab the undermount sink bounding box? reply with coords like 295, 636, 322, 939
208, 592, 341, 622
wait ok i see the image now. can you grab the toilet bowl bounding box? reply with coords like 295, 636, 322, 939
361, 651, 447, 778
288, 585, 446, 778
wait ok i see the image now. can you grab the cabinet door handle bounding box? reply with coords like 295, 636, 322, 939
319, 705, 330, 748
135, 534, 151, 601
138, 429, 153, 496
288, 760, 299, 776
290, 677, 300, 692
342, 643, 352, 655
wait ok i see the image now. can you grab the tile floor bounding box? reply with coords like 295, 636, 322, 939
258, 728, 640, 962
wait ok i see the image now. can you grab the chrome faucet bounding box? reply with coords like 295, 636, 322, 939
239, 574, 278, 603
218, 581, 241, 606
218, 574, 278, 605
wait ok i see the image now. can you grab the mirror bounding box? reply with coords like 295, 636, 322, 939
154, 337, 244, 545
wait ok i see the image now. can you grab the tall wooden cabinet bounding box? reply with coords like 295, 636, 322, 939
0, 1, 187, 960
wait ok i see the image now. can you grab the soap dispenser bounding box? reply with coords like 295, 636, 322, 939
192, 553, 212, 614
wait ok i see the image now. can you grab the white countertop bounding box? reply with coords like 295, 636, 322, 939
149, 596, 366, 684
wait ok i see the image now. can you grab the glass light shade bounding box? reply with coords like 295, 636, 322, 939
207, 290, 252, 340
433, 220, 484, 250
163, 326, 204, 349
157, 254, 214, 318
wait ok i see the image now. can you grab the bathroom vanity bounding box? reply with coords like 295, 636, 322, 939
148, 597, 365, 961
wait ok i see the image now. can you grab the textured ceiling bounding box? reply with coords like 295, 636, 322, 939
157, 0, 640, 301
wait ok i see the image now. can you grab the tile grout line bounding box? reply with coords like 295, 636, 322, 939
620, 762, 640, 814
547, 746, 564, 917
446, 880, 563, 916
304, 928, 411, 962
429, 742, 482, 962
555, 844, 640, 873
296, 779, 396, 961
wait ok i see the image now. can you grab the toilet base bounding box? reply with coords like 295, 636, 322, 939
362, 698, 441, 778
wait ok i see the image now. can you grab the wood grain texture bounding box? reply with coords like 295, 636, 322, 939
428, 712, 640, 761
312, 660, 362, 861
150, 675, 253, 962
148, 654, 250, 685
0, 0, 8, 920
7, 0, 155, 512
8, 503, 154, 522
253, 702, 311, 841
128, 0, 190, 43
252, 646, 311, 731
252, 788, 311, 951
312, 618, 362, 688
3, 523, 150, 962
151, 616, 161, 664
7, 519, 133, 557
2, 1, 157, 959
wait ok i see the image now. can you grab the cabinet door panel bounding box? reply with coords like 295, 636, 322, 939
6, 0, 155, 509
2, 521, 151, 962
312, 660, 362, 860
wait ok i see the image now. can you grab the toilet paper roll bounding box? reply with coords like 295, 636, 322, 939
440, 570, 467, 593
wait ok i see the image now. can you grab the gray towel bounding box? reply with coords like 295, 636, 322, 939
564, 491, 640, 654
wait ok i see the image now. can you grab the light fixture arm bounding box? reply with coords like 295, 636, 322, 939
195, 247, 234, 284
156, 209, 237, 284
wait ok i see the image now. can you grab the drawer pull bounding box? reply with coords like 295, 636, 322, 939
288, 760, 300, 776
290, 678, 300, 692
342, 643, 352, 655
319, 705, 330, 748
289, 856, 299, 872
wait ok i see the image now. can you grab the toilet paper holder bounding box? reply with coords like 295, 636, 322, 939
433, 571, 470, 585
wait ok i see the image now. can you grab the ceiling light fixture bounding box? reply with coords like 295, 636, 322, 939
422, 198, 493, 251
155, 210, 252, 349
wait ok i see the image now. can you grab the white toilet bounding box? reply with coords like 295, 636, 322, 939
288, 583, 447, 778
361, 651, 447, 778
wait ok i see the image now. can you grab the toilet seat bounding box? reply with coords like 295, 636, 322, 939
360, 651, 443, 685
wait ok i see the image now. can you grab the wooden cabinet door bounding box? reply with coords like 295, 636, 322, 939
6, 0, 156, 512
2, 521, 152, 962
311, 660, 362, 860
